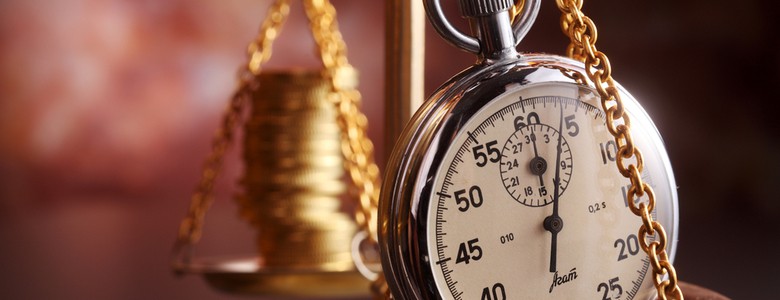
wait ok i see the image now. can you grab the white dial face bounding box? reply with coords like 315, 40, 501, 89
426, 82, 662, 300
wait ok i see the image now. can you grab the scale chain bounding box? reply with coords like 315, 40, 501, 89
302, 1, 388, 298
173, 0, 291, 262
303, 0, 381, 251
555, 0, 683, 299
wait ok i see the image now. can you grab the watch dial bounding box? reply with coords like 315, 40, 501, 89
426, 81, 669, 300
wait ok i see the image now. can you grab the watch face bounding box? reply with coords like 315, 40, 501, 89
379, 56, 677, 300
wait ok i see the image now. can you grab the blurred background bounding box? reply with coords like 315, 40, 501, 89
0, 0, 777, 299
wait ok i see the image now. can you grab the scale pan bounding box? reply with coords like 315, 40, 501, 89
175, 255, 370, 298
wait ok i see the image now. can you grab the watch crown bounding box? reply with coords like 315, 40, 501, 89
458, 0, 513, 18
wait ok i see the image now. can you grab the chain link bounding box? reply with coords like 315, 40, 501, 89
555, 0, 683, 299
173, 0, 291, 264
246, 0, 291, 77
510, 0, 525, 22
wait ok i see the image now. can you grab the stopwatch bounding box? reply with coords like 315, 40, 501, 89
378, 0, 679, 299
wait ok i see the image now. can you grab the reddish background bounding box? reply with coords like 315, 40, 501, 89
1, 0, 777, 299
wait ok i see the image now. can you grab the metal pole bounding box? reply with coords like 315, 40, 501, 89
384, 0, 425, 165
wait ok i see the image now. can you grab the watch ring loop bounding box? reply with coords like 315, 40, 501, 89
423, 0, 541, 54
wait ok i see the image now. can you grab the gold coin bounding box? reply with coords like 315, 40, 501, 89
243, 146, 342, 157
242, 157, 344, 168
259, 252, 352, 262
241, 184, 345, 195
238, 207, 343, 219
244, 118, 336, 127
242, 202, 346, 218
242, 171, 345, 186
242, 181, 346, 194
242, 166, 345, 181
243, 136, 342, 149
248, 110, 335, 125
243, 125, 340, 138
243, 128, 341, 138
251, 212, 355, 225
235, 195, 342, 209
253, 211, 352, 225
241, 209, 345, 221
255, 218, 357, 232
258, 238, 355, 253
257, 233, 356, 244
256, 234, 356, 248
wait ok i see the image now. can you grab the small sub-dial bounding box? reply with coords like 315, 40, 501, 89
500, 123, 572, 207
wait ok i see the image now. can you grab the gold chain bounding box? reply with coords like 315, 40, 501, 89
303, 1, 386, 298
510, 0, 525, 22
555, 0, 683, 299
303, 0, 382, 251
173, 0, 291, 263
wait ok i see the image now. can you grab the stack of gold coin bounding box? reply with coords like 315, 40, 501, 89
237, 70, 357, 270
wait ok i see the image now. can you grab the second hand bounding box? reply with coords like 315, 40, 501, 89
544, 106, 565, 273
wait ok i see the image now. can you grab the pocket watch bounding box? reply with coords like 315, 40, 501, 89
378, 0, 680, 299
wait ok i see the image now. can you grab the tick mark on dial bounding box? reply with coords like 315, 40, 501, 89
467, 131, 478, 144
436, 257, 452, 265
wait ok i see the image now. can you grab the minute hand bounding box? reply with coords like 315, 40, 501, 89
544, 107, 565, 273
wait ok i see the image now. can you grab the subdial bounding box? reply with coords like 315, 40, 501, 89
499, 123, 572, 207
